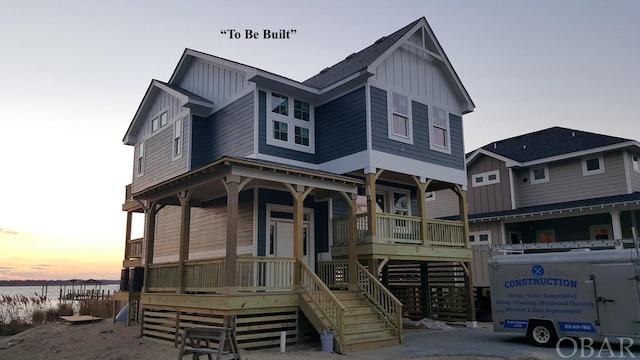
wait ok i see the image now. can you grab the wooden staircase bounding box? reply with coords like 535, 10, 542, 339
299, 290, 401, 353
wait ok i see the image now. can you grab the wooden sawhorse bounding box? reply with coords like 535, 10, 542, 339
178, 326, 241, 360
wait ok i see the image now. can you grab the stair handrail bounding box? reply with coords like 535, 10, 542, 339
356, 262, 403, 339
298, 260, 345, 346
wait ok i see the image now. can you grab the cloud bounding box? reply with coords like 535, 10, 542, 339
0, 228, 19, 235
0, 266, 15, 271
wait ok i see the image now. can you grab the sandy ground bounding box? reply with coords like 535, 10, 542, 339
0, 320, 547, 360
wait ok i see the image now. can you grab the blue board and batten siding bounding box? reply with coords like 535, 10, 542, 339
316, 87, 367, 163
370, 87, 464, 170
190, 93, 254, 169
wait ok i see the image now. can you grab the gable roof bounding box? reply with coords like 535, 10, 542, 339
303, 19, 420, 89
468, 127, 637, 166
302, 17, 474, 113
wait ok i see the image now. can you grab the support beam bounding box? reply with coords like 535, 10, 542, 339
366, 170, 384, 242
610, 210, 622, 240
177, 190, 192, 294
454, 185, 470, 247
224, 176, 240, 290
413, 177, 433, 246
461, 262, 477, 327
124, 211, 133, 259
142, 202, 161, 293
348, 192, 358, 286
284, 183, 314, 286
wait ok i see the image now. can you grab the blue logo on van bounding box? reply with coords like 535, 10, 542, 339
532, 265, 544, 277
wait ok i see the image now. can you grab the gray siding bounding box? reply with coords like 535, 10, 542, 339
132, 118, 190, 193
153, 190, 255, 261
258, 91, 317, 163
514, 151, 628, 208
467, 155, 512, 215
316, 87, 367, 163
190, 93, 254, 169
425, 189, 460, 218
370, 87, 464, 170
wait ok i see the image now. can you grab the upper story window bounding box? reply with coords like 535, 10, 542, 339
388, 92, 412, 144
425, 191, 436, 202
136, 142, 145, 175
430, 106, 451, 154
582, 154, 604, 176
172, 118, 183, 159
530, 165, 549, 184
633, 155, 640, 172
151, 111, 168, 133
266, 91, 314, 153
472, 170, 500, 187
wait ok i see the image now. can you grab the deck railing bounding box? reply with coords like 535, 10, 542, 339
146, 257, 296, 293
125, 238, 143, 259
316, 260, 349, 289
299, 260, 345, 346
355, 262, 403, 338
333, 214, 465, 247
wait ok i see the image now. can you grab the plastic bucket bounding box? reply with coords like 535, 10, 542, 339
320, 330, 333, 352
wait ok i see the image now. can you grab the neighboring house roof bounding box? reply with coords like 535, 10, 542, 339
467, 127, 639, 166
468, 192, 640, 222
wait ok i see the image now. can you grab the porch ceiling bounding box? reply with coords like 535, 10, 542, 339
132, 156, 364, 206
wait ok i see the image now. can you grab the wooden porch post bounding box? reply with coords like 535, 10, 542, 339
455, 186, 476, 326
348, 192, 358, 286
284, 184, 313, 286
224, 176, 240, 290
124, 211, 133, 259
413, 177, 432, 246
365, 170, 383, 241
177, 191, 192, 294
142, 201, 159, 293
455, 186, 470, 246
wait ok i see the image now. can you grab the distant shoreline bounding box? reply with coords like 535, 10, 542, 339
0, 279, 119, 287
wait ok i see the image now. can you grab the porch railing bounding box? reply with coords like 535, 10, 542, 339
125, 238, 143, 259
299, 260, 345, 346
355, 262, 403, 338
333, 214, 465, 247
317, 260, 349, 289
146, 257, 296, 293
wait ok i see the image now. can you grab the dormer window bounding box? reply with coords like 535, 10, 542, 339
266, 91, 314, 154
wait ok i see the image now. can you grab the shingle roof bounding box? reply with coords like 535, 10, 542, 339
478, 127, 632, 163
302, 19, 422, 89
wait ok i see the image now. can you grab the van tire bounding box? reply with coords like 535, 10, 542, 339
527, 321, 558, 347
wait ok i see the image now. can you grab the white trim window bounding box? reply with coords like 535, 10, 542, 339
425, 191, 436, 202
472, 170, 500, 187
172, 118, 183, 159
151, 111, 169, 133
430, 106, 451, 153
389, 92, 412, 143
469, 231, 491, 245
266, 92, 314, 153
582, 154, 605, 176
530, 165, 549, 184
136, 142, 145, 175
632, 155, 639, 173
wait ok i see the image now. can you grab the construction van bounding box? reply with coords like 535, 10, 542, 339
489, 248, 640, 346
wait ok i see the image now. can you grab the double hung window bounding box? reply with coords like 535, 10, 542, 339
267, 92, 314, 153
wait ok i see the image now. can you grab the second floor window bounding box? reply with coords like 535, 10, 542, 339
266, 91, 314, 153
388, 92, 412, 144
152, 111, 168, 133
137, 142, 145, 175
633, 155, 640, 172
530, 165, 549, 184
582, 154, 605, 176
472, 170, 500, 187
430, 106, 451, 152
172, 118, 182, 159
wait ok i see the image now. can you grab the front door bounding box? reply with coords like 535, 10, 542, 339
593, 263, 640, 336
267, 206, 314, 270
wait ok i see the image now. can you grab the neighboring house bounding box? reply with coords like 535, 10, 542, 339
118, 17, 476, 352
428, 126, 640, 313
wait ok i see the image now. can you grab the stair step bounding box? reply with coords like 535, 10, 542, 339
342, 313, 380, 323
343, 319, 389, 333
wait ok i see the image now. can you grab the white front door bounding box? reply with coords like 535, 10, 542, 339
267, 205, 314, 269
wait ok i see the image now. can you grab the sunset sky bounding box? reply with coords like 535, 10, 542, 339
0, 0, 638, 280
